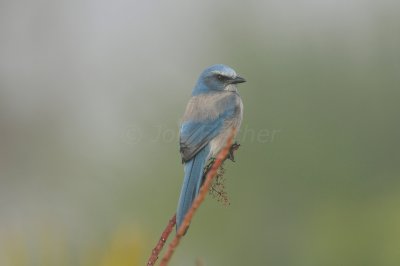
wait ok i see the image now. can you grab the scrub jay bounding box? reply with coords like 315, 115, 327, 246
177, 64, 246, 231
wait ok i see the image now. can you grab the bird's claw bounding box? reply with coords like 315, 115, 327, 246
227, 142, 240, 162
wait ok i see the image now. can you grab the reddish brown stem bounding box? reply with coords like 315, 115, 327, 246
146, 214, 176, 266
159, 129, 236, 266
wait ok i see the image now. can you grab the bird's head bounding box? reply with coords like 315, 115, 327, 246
192, 64, 246, 95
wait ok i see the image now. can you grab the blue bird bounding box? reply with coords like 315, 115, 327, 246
176, 64, 246, 231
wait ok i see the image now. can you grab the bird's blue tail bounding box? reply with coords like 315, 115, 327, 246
176, 145, 210, 231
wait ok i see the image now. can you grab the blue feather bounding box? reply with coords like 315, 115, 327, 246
176, 145, 210, 231
179, 97, 237, 162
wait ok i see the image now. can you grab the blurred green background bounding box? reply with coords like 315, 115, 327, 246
1, 1, 400, 265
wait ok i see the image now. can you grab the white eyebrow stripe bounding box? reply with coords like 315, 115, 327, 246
211, 70, 236, 78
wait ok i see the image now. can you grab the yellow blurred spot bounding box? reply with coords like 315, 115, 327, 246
99, 224, 144, 266
2, 232, 28, 266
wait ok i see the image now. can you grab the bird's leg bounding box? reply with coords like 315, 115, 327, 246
203, 158, 216, 176
227, 142, 240, 162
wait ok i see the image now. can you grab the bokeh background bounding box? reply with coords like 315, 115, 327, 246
1, 1, 400, 265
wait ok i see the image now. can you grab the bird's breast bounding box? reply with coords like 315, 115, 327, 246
182, 91, 240, 122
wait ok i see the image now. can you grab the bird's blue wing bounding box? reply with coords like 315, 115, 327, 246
179, 104, 236, 162
180, 120, 222, 162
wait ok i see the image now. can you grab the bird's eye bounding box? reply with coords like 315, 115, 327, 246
217, 74, 224, 81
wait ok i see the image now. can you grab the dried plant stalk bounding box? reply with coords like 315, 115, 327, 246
146, 214, 176, 266
159, 129, 236, 266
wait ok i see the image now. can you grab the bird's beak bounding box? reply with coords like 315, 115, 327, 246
230, 76, 246, 84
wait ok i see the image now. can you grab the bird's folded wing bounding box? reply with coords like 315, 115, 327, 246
179, 105, 235, 162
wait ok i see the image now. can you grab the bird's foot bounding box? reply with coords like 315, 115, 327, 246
227, 142, 240, 162
203, 158, 216, 175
